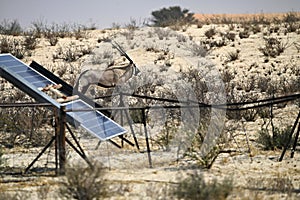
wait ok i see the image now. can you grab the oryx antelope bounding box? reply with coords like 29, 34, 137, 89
74, 41, 140, 94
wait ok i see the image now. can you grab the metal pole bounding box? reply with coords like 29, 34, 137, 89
58, 105, 66, 175
279, 110, 300, 161
29, 106, 36, 141
54, 107, 59, 174
25, 136, 55, 174
65, 123, 93, 168
120, 92, 124, 147
291, 122, 300, 158
25, 105, 57, 174
119, 92, 139, 150
142, 108, 152, 168
124, 109, 140, 150
117, 92, 137, 148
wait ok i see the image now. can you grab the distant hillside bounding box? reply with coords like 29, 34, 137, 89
194, 12, 300, 23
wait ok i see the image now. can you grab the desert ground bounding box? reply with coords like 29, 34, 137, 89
0, 12, 300, 199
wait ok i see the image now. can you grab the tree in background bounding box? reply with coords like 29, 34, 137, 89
150, 6, 197, 28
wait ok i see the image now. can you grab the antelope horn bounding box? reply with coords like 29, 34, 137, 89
111, 40, 134, 64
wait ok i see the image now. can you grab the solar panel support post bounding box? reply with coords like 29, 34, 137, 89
142, 108, 152, 168
119, 92, 125, 147
291, 122, 300, 158
279, 109, 300, 161
119, 92, 140, 150
58, 105, 66, 175
123, 107, 140, 150
54, 108, 59, 173
25, 136, 56, 174
65, 124, 93, 169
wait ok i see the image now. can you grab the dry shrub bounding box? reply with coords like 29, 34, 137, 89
239, 29, 250, 39
226, 91, 259, 121
0, 192, 30, 200
45, 31, 59, 46
121, 29, 135, 40
185, 116, 227, 169
0, 106, 52, 148
256, 125, 293, 150
283, 12, 300, 33
0, 147, 6, 168
188, 42, 207, 57
0, 88, 53, 147
53, 42, 92, 62
31, 21, 88, 43
37, 185, 50, 200
259, 37, 289, 58
153, 119, 178, 151
59, 163, 107, 200
224, 32, 236, 41
226, 50, 239, 62
171, 171, 233, 200
24, 31, 38, 50
154, 27, 172, 40
220, 69, 234, 84
204, 27, 217, 39
0, 19, 23, 36
90, 50, 114, 66
0, 36, 27, 59
125, 18, 139, 31
246, 174, 295, 197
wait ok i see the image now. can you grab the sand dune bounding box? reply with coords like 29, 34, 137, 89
194, 12, 300, 22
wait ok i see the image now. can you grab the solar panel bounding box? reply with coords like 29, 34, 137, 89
0, 54, 60, 107
0, 54, 127, 141
63, 100, 127, 140
0, 55, 55, 87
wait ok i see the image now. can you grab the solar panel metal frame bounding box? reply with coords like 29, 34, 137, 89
0, 53, 127, 141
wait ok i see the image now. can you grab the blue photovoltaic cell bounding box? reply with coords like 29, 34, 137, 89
0, 55, 23, 66
0, 54, 127, 141
63, 100, 127, 140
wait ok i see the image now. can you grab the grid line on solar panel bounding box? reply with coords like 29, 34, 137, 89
82, 125, 124, 138
0, 61, 26, 70
2, 64, 25, 70
88, 124, 122, 132
74, 111, 91, 118
83, 118, 107, 127
0, 56, 20, 64
80, 122, 126, 140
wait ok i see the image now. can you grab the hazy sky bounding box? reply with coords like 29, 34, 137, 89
1, 0, 299, 29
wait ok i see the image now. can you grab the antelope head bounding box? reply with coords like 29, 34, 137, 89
110, 40, 140, 75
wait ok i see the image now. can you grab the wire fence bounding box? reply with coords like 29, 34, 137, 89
0, 103, 58, 173
0, 103, 54, 147
93, 92, 300, 110
0, 92, 299, 173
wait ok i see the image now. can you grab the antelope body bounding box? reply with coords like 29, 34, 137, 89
74, 41, 140, 94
